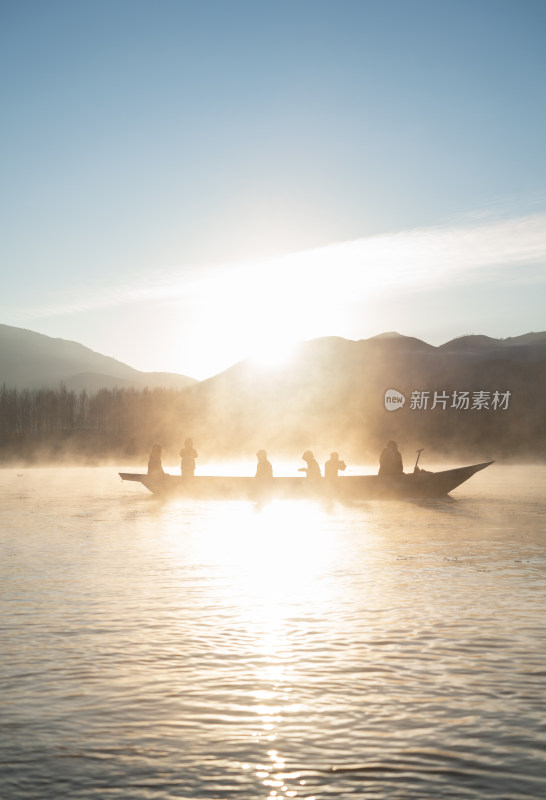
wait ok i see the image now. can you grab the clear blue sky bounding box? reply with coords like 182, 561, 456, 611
1, 0, 545, 377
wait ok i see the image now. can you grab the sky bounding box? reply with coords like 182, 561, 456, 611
1, 0, 545, 379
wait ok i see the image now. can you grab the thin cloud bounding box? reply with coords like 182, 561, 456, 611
10, 211, 546, 321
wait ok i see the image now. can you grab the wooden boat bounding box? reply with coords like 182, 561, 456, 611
119, 461, 494, 500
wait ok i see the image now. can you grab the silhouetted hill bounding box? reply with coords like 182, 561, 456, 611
366, 331, 436, 352
439, 333, 546, 361
61, 371, 196, 392
507, 332, 546, 346
181, 332, 546, 461
1, 326, 544, 463
0, 324, 197, 390
440, 334, 501, 352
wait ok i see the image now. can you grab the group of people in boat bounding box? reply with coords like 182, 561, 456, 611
148, 442, 347, 481
297, 443, 404, 480
148, 439, 404, 480
255, 448, 347, 482
148, 438, 198, 477
296, 450, 347, 481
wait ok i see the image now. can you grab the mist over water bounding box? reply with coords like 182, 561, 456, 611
1, 465, 545, 799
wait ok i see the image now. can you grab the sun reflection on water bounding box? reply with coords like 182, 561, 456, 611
160, 497, 340, 798
186, 499, 337, 604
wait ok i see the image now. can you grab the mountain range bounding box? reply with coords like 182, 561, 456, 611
184, 330, 546, 460
2, 323, 544, 393
0, 324, 197, 391
1, 324, 545, 461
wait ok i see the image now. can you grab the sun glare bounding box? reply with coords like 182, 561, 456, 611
178, 250, 347, 378
162, 498, 337, 612
151, 496, 344, 791
249, 337, 298, 369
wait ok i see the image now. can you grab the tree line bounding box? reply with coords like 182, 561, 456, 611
1, 372, 544, 465
0, 384, 193, 462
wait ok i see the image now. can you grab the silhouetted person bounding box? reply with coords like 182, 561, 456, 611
378, 440, 404, 478
147, 444, 165, 476
180, 437, 198, 477
255, 449, 273, 480
325, 451, 346, 481
299, 450, 321, 480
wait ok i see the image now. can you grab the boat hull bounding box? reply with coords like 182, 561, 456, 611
119, 462, 494, 500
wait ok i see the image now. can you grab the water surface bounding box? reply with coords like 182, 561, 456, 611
1, 465, 545, 799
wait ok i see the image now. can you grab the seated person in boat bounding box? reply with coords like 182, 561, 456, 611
255, 449, 273, 480
180, 437, 198, 477
324, 451, 346, 481
378, 440, 404, 478
298, 450, 321, 480
147, 444, 165, 476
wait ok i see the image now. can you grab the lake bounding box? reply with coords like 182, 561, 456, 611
1, 464, 545, 799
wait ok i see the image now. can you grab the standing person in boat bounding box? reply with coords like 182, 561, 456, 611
255, 449, 273, 480
298, 450, 321, 481
180, 437, 198, 477
378, 440, 404, 477
147, 444, 165, 476
324, 451, 346, 481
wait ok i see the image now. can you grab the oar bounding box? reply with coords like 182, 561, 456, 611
414, 448, 424, 472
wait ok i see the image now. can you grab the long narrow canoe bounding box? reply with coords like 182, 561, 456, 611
119, 461, 493, 500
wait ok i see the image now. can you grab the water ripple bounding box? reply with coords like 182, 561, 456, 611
1, 466, 545, 799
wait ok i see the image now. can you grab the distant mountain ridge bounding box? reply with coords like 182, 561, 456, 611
0, 324, 198, 391
0, 324, 544, 461
2, 323, 544, 393
183, 329, 546, 461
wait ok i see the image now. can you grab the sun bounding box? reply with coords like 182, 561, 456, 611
173, 245, 349, 378
248, 336, 298, 369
